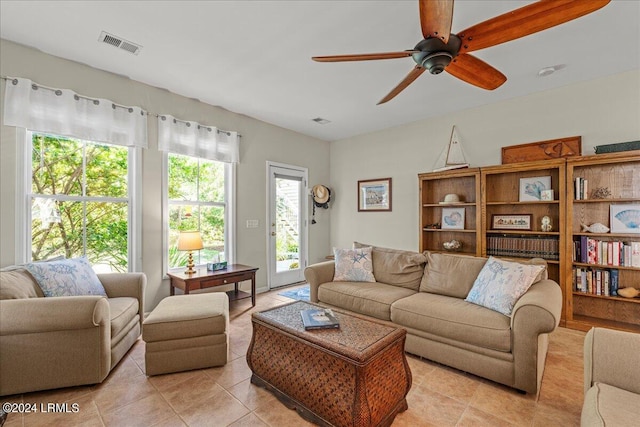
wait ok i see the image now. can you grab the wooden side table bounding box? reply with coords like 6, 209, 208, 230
167, 264, 259, 306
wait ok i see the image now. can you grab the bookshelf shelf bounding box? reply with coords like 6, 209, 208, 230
422, 228, 477, 233
422, 202, 476, 208
573, 262, 640, 272
486, 200, 560, 206
573, 292, 640, 304
487, 230, 560, 236
567, 315, 640, 334
573, 198, 638, 204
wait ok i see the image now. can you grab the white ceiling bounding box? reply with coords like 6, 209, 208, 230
1, 1, 639, 142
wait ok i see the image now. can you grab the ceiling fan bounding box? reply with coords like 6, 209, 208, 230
312, 0, 610, 104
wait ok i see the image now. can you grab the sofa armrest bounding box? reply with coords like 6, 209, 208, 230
99, 272, 146, 326
584, 327, 640, 395
511, 279, 562, 330
304, 261, 335, 303
510, 279, 563, 393
0, 296, 110, 334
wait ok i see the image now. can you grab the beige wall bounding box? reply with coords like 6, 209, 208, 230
0, 39, 331, 311
329, 70, 640, 251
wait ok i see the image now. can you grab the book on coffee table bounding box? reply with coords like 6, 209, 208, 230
300, 308, 340, 330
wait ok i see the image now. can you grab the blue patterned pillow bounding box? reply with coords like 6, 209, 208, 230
465, 257, 545, 316
24, 257, 107, 297
333, 247, 375, 282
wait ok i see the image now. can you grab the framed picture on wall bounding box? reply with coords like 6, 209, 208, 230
358, 178, 392, 212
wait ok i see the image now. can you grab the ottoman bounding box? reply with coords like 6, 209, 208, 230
143, 293, 229, 376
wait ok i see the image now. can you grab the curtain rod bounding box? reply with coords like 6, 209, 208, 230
1, 76, 241, 137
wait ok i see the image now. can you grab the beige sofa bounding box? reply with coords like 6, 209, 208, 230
305, 246, 562, 394
582, 327, 640, 426
0, 266, 145, 396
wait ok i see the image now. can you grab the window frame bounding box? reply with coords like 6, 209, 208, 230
16, 130, 142, 271
162, 152, 236, 276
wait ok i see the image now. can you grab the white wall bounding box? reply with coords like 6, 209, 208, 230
329, 70, 640, 251
0, 39, 331, 311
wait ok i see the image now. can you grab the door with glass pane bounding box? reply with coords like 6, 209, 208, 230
267, 163, 307, 288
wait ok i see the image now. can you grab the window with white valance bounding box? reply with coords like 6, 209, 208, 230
157, 114, 239, 163
3, 77, 148, 148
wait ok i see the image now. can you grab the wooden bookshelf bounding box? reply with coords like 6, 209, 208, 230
565, 150, 640, 333
419, 153, 640, 333
418, 168, 481, 257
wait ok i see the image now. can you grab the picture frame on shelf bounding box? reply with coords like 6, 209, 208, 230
610, 204, 640, 234
519, 176, 552, 201
358, 178, 392, 212
441, 207, 465, 230
491, 214, 532, 231
540, 189, 554, 201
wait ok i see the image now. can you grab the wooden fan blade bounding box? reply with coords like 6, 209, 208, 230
445, 53, 506, 90
378, 66, 426, 105
312, 51, 416, 62
419, 0, 454, 44
458, 0, 610, 53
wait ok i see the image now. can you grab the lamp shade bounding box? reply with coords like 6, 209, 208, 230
177, 231, 204, 251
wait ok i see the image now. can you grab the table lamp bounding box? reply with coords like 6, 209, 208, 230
177, 231, 204, 274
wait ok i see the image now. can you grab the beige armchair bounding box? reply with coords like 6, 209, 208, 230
0, 268, 145, 396
582, 327, 640, 426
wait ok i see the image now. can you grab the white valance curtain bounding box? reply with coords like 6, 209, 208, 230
157, 114, 239, 163
3, 77, 148, 148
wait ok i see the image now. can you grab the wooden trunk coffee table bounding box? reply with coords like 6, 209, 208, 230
247, 301, 412, 427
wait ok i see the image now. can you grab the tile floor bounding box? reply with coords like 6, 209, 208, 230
2, 284, 587, 426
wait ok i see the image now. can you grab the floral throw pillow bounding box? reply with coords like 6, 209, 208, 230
333, 247, 375, 282
465, 256, 545, 316
24, 257, 107, 297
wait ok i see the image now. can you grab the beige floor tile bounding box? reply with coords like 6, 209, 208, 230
532, 402, 581, 427
101, 394, 175, 427
226, 378, 278, 412
93, 376, 157, 413
419, 364, 480, 404
468, 383, 537, 427
406, 384, 468, 427
228, 412, 269, 427
204, 356, 253, 389
455, 406, 516, 427
176, 391, 250, 427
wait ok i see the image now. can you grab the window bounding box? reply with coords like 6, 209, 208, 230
25, 132, 138, 272
166, 153, 233, 270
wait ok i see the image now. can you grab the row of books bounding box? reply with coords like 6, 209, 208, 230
574, 177, 589, 200
573, 237, 640, 267
486, 235, 559, 260
573, 267, 619, 296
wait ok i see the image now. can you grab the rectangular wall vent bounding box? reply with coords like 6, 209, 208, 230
98, 31, 142, 55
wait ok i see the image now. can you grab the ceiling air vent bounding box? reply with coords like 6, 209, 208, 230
98, 31, 142, 55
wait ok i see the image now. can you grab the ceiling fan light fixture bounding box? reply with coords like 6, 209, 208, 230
421, 52, 453, 74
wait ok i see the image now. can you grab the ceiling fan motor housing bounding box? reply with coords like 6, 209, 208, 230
412, 35, 461, 74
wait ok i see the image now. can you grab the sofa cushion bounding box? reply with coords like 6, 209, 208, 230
318, 281, 416, 321
419, 252, 487, 298
108, 297, 140, 342
24, 257, 107, 297
333, 247, 375, 282
353, 242, 426, 291
0, 267, 44, 299
391, 292, 512, 352
465, 257, 545, 316
582, 383, 640, 427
